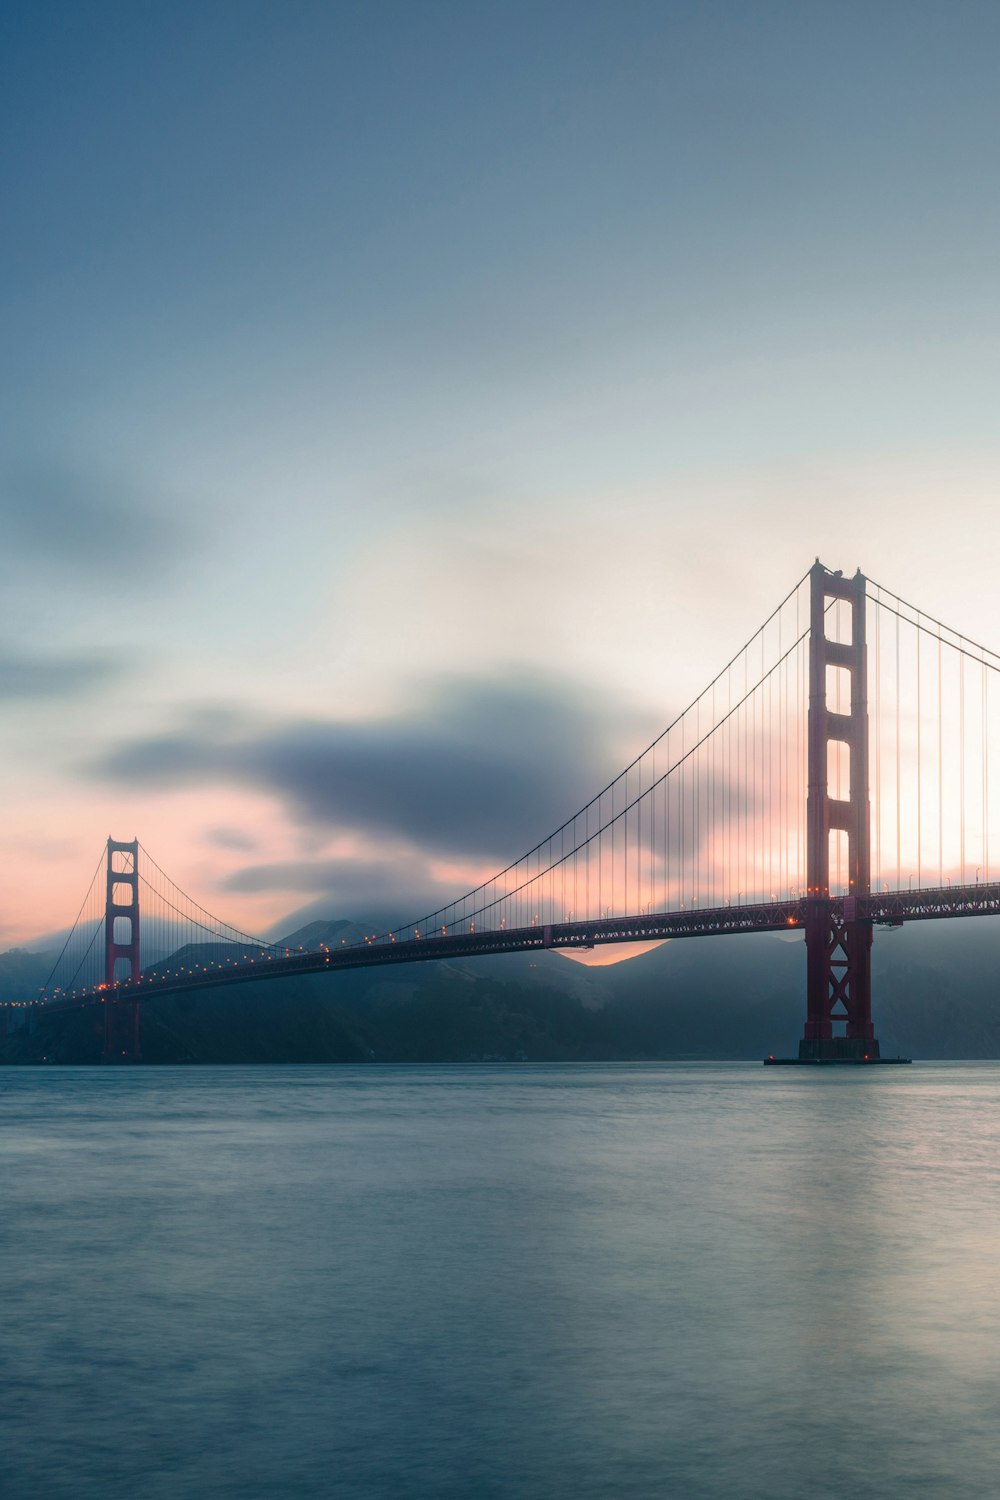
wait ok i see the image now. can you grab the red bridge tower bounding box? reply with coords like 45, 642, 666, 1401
800, 561, 878, 1061
103, 837, 141, 1063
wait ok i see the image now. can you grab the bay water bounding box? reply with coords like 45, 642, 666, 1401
2, 1062, 998, 1498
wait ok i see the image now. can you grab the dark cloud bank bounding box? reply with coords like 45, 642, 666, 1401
95, 671, 656, 918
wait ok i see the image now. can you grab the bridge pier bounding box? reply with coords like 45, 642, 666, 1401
102, 997, 141, 1065
802, 898, 876, 1059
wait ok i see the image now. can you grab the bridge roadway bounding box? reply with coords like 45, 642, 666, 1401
22, 879, 1000, 1019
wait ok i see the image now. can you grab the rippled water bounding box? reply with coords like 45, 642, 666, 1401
2, 1063, 999, 1499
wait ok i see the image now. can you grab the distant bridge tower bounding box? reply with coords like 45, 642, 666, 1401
801, 562, 878, 1060
103, 837, 141, 1063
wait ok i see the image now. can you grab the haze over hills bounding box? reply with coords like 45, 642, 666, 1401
2, 914, 1000, 1063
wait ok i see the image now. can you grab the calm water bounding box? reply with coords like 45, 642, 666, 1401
2, 1063, 999, 1499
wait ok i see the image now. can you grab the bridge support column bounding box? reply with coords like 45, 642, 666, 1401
800, 562, 878, 1061
103, 838, 141, 1064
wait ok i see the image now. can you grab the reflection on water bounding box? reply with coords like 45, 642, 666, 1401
2, 1063, 999, 1499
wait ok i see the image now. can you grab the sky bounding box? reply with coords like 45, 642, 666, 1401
3, 0, 1000, 948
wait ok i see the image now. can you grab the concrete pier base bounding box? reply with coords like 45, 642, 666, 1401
764, 1055, 911, 1065
764, 1035, 910, 1065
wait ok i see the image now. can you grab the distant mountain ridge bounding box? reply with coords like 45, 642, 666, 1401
277, 918, 362, 950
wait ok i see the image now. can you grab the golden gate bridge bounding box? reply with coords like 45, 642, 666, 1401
9, 560, 1000, 1063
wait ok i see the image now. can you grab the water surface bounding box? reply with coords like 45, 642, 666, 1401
2, 1063, 998, 1498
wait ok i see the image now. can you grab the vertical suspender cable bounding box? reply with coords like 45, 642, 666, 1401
874, 591, 881, 891
959, 650, 965, 882
986, 665, 991, 880
917, 615, 922, 889
895, 609, 901, 887
938, 633, 943, 886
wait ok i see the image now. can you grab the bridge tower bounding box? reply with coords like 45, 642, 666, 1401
103, 837, 141, 1063
800, 561, 878, 1060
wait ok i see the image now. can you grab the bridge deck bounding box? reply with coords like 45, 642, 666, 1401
21, 880, 1000, 1017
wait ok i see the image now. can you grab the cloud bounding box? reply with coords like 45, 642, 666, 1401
0, 648, 128, 700
222, 851, 458, 934
95, 669, 656, 863
202, 826, 260, 853
0, 460, 190, 573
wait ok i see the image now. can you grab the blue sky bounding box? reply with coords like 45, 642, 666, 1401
3, 1, 1000, 943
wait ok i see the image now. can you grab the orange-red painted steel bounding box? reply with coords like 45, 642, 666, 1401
103, 837, 141, 1063
803, 563, 877, 1059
